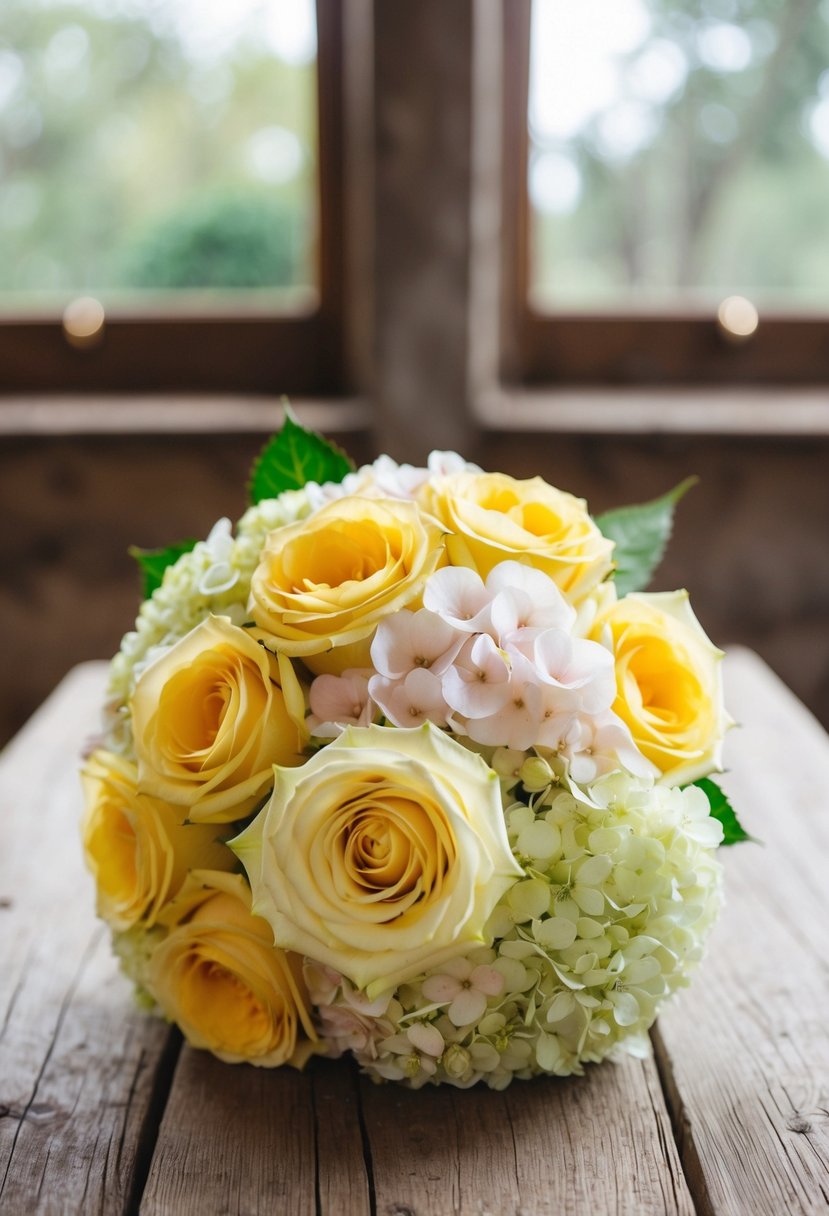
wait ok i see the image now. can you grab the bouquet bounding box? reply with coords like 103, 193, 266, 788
81, 410, 748, 1089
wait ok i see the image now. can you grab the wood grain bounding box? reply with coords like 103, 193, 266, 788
143, 1042, 691, 1215
360, 1054, 693, 1216
655, 649, 829, 1215
4, 650, 829, 1213
372, 0, 477, 460
141, 1053, 370, 1216
0, 662, 177, 1215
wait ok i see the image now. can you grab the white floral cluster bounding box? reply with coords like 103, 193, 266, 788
310, 561, 648, 784
304, 449, 480, 509
310, 769, 723, 1088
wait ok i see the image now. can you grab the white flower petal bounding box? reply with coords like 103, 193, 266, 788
535, 916, 578, 950
448, 987, 488, 1027
407, 1021, 445, 1057
470, 965, 504, 997
422, 974, 463, 1003
423, 566, 492, 632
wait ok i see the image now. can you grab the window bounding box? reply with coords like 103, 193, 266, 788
503, 0, 829, 386
0, 0, 345, 394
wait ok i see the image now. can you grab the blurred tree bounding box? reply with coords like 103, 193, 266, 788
121, 192, 302, 289
0, 0, 316, 301
532, 0, 829, 306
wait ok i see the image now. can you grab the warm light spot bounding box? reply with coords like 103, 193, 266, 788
717, 295, 758, 342
63, 296, 105, 349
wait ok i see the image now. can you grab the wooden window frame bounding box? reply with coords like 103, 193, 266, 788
501, 0, 829, 389
0, 0, 346, 397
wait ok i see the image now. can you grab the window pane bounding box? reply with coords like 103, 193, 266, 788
528, 0, 829, 311
0, 0, 318, 312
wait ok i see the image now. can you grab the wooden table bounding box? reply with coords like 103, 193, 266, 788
1, 650, 828, 1215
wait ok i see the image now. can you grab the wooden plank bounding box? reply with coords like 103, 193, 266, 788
141, 1053, 370, 1216
0, 314, 342, 397
360, 1054, 693, 1216
0, 395, 370, 437
10, 648, 827, 1213
654, 648, 829, 1215
475, 387, 829, 438
145, 1043, 690, 1216
518, 312, 829, 388
0, 662, 178, 1216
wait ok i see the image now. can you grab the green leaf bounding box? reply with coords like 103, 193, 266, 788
129, 539, 197, 599
248, 403, 355, 504
595, 476, 698, 598
692, 777, 754, 846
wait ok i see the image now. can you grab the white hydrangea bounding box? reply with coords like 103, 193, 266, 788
235, 488, 314, 559
316, 771, 722, 1088
303, 450, 481, 509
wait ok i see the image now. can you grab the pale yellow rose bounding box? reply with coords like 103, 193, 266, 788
130, 615, 305, 824
147, 870, 318, 1068
591, 590, 729, 785
232, 723, 524, 998
81, 749, 233, 931
420, 471, 614, 604
248, 496, 445, 674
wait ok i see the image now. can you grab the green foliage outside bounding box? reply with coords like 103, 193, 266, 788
121, 193, 303, 290
0, 1, 316, 302
531, 0, 829, 307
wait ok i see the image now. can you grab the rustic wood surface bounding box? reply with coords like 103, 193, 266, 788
0, 664, 176, 1215
0, 650, 827, 1214
654, 652, 829, 1216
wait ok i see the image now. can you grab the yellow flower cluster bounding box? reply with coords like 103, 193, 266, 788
83, 462, 729, 1076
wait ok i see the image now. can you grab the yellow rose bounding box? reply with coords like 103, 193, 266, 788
81, 749, 233, 931
591, 591, 729, 785
248, 496, 445, 674
573, 578, 618, 638
147, 870, 318, 1067
420, 471, 614, 604
232, 723, 523, 998
130, 615, 305, 824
